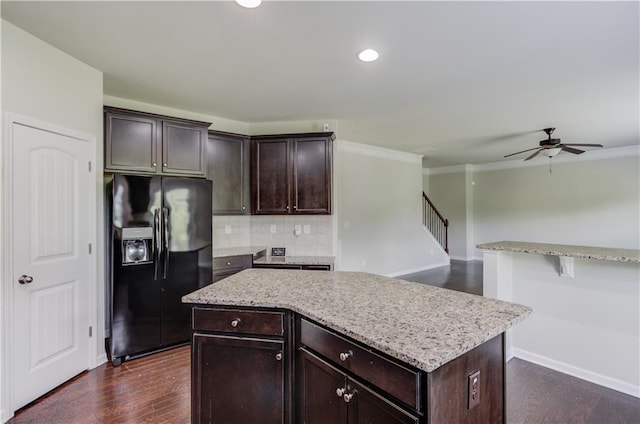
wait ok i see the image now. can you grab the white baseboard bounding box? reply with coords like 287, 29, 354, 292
386, 261, 451, 278
92, 353, 107, 370
513, 347, 640, 398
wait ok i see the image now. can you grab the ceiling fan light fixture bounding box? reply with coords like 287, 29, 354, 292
236, 0, 262, 8
544, 147, 562, 158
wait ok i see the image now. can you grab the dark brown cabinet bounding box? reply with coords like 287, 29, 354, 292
251, 133, 333, 215
191, 307, 290, 424
105, 107, 209, 176
212, 254, 253, 282
298, 349, 419, 424
207, 131, 250, 214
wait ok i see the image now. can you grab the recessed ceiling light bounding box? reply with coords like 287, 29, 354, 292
358, 49, 379, 62
236, 0, 262, 8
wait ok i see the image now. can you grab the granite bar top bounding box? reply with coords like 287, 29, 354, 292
213, 246, 268, 259
477, 241, 640, 263
253, 255, 335, 266
183, 269, 531, 373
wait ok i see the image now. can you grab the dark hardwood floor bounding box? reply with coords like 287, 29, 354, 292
9, 261, 639, 423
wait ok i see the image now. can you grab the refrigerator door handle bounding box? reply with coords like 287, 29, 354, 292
162, 207, 170, 279
153, 208, 161, 281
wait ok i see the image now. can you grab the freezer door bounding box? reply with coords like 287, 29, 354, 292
161, 177, 213, 345
110, 175, 163, 361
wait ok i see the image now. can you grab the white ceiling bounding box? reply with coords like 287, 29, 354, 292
2, 1, 638, 167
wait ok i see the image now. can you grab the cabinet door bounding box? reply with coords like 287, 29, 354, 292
207, 134, 250, 214
297, 349, 348, 424
348, 379, 420, 424
162, 121, 207, 176
252, 139, 290, 214
292, 137, 332, 214
192, 334, 285, 424
105, 111, 159, 173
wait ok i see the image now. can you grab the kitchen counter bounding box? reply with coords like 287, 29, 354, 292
477, 240, 640, 263
212, 246, 267, 259
183, 268, 531, 372
252, 255, 334, 267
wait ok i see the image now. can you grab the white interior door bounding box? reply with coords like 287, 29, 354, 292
10, 122, 92, 410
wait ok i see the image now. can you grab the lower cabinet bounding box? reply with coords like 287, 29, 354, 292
191, 307, 290, 424
252, 264, 332, 271
212, 254, 252, 282
298, 349, 419, 424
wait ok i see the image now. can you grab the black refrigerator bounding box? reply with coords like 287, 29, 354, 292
105, 174, 212, 365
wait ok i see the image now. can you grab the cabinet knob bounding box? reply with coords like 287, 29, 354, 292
241, 206, 245, 211
343, 392, 355, 403
163, 163, 167, 167
335, 387, 346, 397
152, 162, 157, 167
339, 350, 353, 362
293, 205, 297, 210
230, 318, 241, 328
275, 352, 282, 361
226, 261, 232, 266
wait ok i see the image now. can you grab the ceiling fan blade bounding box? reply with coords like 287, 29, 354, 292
504, 146, 544, 158
562, 143, 604, 148
561, 146, 585, 155
524, 148, 544, 161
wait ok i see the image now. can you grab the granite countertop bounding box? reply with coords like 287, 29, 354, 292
253, 255, 335, 266
183, 269, 531, 373
477, 241, 640, 263
213, 246, 268, 259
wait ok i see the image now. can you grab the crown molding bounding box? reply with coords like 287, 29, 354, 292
425, 145, 640, 175
337, 139, 423, 164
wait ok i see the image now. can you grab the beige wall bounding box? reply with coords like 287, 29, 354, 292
336, 140, 448, 276
472, 155, 640, 255
1, 20, 104, 421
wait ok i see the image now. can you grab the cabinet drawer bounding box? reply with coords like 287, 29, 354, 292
300, 319, 421, 410
213, 254, 252, 271
193, 308, 284, 336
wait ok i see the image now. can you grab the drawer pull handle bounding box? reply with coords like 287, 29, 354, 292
339, 350, 353, 362
343, 391, 355, 403
335, 387, 346, 397
226, 261, 231, 266
230, 318, 241, 328
275, 352, 282, 361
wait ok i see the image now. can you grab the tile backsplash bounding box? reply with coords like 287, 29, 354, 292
213, 215, 334, 256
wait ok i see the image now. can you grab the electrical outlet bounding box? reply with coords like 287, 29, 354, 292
468, 370, 480, 409
303, 224, 310, 234
270, 225, 276, 234
224, 225, 232, 235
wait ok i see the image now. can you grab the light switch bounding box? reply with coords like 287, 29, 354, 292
224, 225, 232, 234
294, 224, 302, 236
303, 225, 311, 234
270, 225, 277, 234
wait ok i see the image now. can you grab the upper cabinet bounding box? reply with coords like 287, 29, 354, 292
251, 133, 333, 215
207, 131, 250, 215
104, 106, 209, 176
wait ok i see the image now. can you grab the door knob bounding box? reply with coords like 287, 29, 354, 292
18, 275, 33, 284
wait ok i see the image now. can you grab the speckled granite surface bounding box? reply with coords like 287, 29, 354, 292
477, 241, 640, 263
213, 246, 267, 259
253, 255, 335, 266
183, 269, 531, 372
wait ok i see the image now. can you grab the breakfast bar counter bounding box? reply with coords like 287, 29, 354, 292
183, 269, 531, 423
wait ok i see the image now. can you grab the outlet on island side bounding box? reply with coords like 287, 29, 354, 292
468, 370, 480, 410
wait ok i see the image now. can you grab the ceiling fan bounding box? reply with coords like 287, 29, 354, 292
504, 128, 603, 161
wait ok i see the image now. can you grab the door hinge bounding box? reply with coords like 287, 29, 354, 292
88, 243, 92, 254
88, 161, 92, 172
89, 326, 93, 337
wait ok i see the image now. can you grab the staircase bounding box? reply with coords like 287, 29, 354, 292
422, 191, 449, 254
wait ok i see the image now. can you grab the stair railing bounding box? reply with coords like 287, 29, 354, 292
422, 191, 449, 254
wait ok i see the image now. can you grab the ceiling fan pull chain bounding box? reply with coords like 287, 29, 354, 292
549, 158, 552, 174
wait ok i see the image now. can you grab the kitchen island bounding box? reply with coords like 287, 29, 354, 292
183, 269, 531, 424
